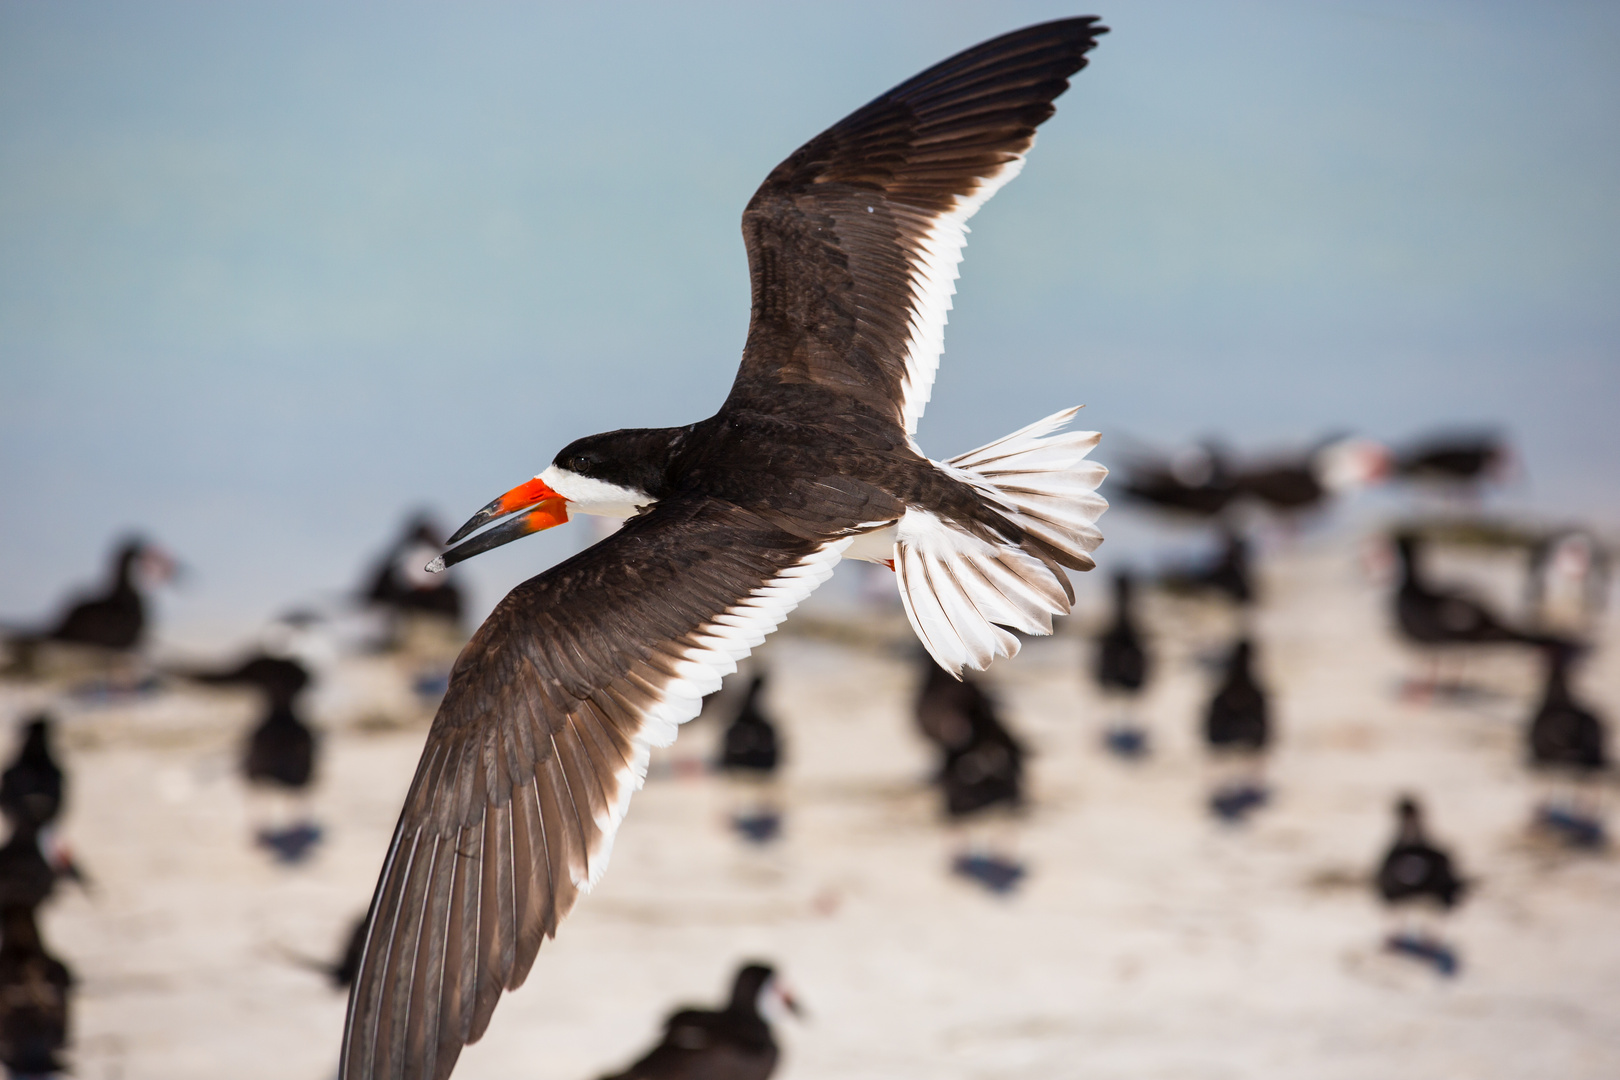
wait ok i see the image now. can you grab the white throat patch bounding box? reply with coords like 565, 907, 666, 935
538, 465, 654, 520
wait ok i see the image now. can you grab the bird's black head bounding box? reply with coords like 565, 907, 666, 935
550, 425, 693, 503
1396, 794, 1420, 821
728, 961, 800, 1019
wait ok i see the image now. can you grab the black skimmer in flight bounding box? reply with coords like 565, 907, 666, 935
0, 716, 64, 832
0, 902, 73, 1077
1527, 645, 1609, 849
715, 674, 783, 844
3, 537, 176, 678
182, 654, 322, 862
595, 963, 798, 1080
1375, 795, 1467, 975
1094, 572, 1150, 758
1204, 638, 1271, 822
340, 19, 1109, 1077
363, 514, 466, 628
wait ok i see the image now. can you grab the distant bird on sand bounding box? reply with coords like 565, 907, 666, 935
1094, 573, 1150, 758
3, 537, 175, 674
0, 903, 73, 1078
0, 717, 64, 831
915, 661, 1028, 893
1393, 431, 1508, 489
1204, 639, 1271, 822
181, 654, 321, 862
362, 514, 464, 627
0, 824, 77, 912
1231, 436, 1389, 515
1376, 795, 1467, 974
1120, 443, 1236, 519
339, 19, 1110, 1077
1527, 646, 1608, 848
718, 675, 779, 775
596, 963, 798, 1080
716, 674, 784, 844
1162, 529, 1253, 605
1392, 533, 1556, 695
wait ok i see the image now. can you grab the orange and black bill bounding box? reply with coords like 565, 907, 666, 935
428, 477, 569, 572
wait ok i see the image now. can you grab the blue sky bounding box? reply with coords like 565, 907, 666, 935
2, 1, 1617, 637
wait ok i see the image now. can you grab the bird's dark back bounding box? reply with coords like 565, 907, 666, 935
243, 703, 316, 790
0, 904, 72, 1076
1528, 651, 1607, 770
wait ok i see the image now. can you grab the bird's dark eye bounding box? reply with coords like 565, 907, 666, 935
568, 455, 592, 474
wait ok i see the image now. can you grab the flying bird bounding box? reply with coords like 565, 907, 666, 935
341, 19, 1109, 1078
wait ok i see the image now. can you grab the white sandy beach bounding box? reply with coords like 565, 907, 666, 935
4, 531, 1618, 1080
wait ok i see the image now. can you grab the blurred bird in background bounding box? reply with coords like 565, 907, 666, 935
1093, 572, 1152, 759
714, 673, 784, 844
1526, 645, 1609, 850
1376, 795, 1468, 976
595, 962, 800, 1080
1203, 638, 1271, 823
0, 902, 73, 1080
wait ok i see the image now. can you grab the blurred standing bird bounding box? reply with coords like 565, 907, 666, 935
915, 662, 1028, 894
0, 718, 63, 833
1392, 532, 1554, 698
361, 514, 465, 668
0, 823, 80, 913
715, 674, 784, 843
1094, 573, 1151, 758
0, 904, 73, 1079
1203, 639, 1270, 822
2, 537, 176, 684
1161, 529, 1253, 606
1119, 443, 1236, 520
1392, 431, 1509, 496
1231, 436, 1389, 517
595, 963, 799, 1080
180, 655, 321, 863
1376, 795, 1467, 975
1526, 646, 1608, 849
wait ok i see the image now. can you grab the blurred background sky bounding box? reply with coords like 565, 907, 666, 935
2, 0, 1617, 641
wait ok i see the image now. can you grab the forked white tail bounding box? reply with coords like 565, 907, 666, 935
894, 407, 1107, 675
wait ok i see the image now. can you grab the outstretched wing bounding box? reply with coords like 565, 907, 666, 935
729, 17, 1106, 436
339, 498, 849, 1080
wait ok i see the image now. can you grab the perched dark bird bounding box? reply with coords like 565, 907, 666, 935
937, 679, 1024, 820
1231, 436, 1388, 514
185, 656, 316, 791
1376, 796, 1466, 910
0, 904, 73, 1078
1162, 530, 1253, 605
1393, 533, 1550, 649
1204, 639, 1268, 753
1094, 573, 1148, 695
4, 538, 174, 665
1393, 431, 1508, 488
363, 514, 464, 626
0, 718, 63, 831
597, 963, 798, 1080
0, 826, 61, 912
914, 658, 987, 755
1120, 443, 1236, 519
340, 20, 1111, 1077
1528, 647, 1607, 774
717, 675, 779, 775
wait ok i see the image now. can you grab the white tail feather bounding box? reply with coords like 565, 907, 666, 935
894, 408, 1108, 675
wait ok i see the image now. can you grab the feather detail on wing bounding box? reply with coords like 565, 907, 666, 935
340, 500, 848, 1080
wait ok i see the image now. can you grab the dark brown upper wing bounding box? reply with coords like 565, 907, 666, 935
339, 499, 850, 1080
729, 17, 1106, 436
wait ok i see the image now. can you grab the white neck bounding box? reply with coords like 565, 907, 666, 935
538, 465, 654, 520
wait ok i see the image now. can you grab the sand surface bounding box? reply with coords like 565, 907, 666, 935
5, 534, 1619, 1080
